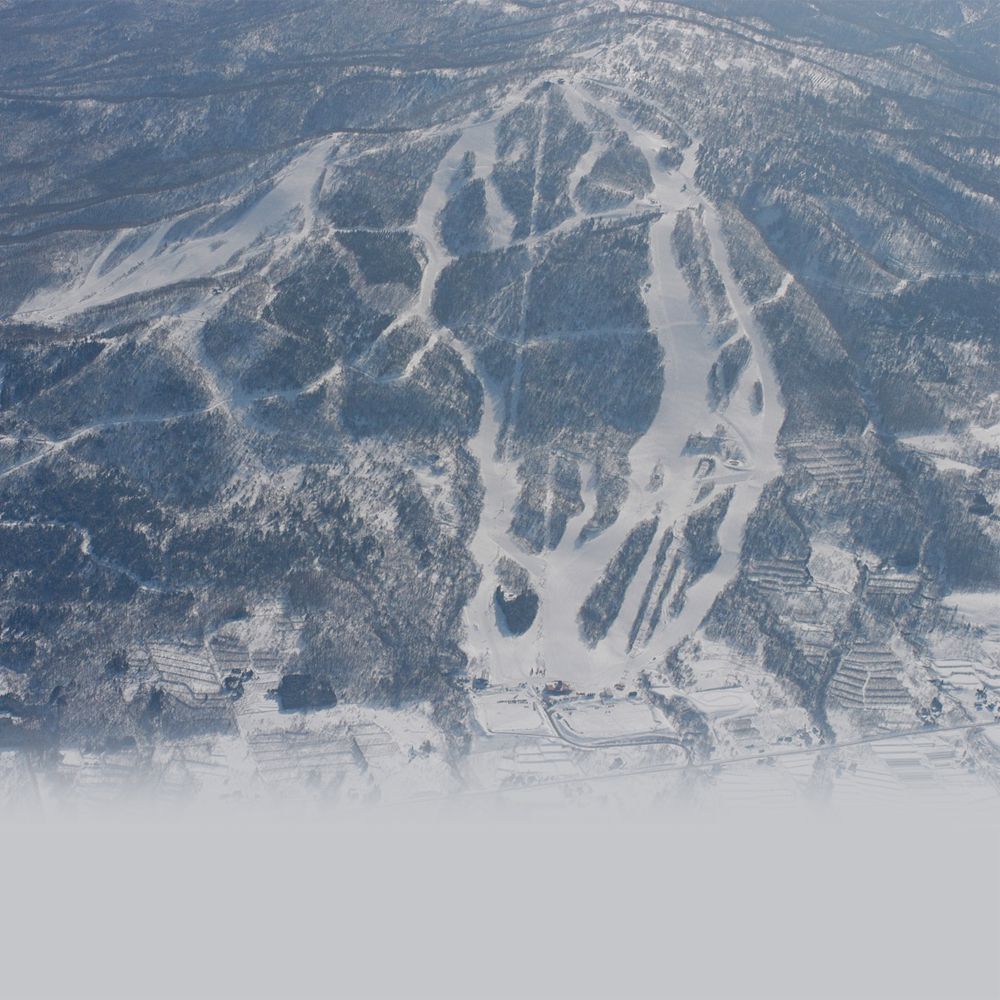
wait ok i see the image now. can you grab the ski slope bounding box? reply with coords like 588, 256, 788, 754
441, 78, 786, 691
14, 138, 337, 326
13, 71, 786, 699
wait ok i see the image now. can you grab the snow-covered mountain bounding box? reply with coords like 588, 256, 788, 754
1, 0, 998, 806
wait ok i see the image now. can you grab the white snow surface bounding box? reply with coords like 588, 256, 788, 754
448, 79, 785, 693
15, 138, 336, 325
15, 73, 787, 705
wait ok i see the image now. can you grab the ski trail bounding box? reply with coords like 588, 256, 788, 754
455, 78, 786, 691
13, 66, 786, 699
355, 82, 555, 685
501, 85, 552, 458
366, 85, 532, 383
15, 138, 337, 325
